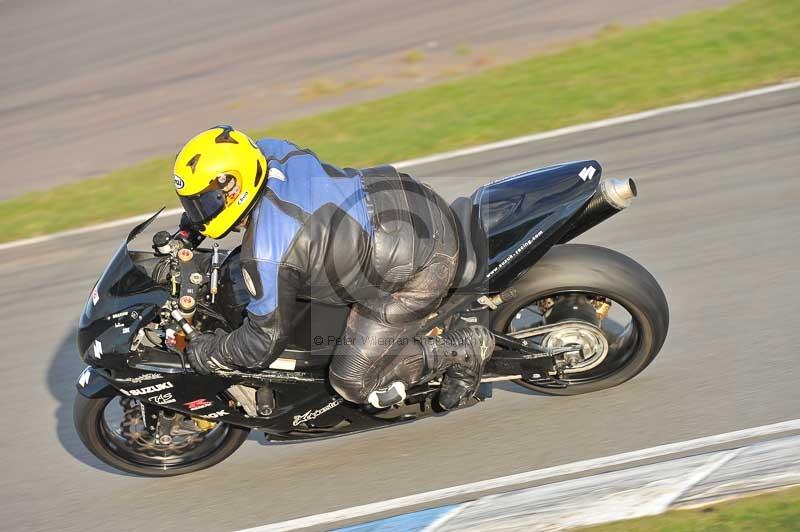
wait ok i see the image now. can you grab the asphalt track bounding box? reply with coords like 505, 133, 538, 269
0, 0, 734, 199
0, 86, 798, 531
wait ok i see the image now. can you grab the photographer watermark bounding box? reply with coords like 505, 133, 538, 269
313, 334, 410, 347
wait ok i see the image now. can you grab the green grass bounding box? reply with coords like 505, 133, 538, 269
2, 0, 799, 243
582, 485, 800, 531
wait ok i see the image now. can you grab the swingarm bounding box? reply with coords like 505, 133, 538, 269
485, 322, 589, 383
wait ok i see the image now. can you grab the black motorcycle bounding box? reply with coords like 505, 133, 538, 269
74, 161, 668, 476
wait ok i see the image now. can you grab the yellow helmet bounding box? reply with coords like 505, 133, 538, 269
173, 126, 267, 238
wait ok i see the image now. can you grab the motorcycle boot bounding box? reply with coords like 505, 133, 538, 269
423, 325, 495, 410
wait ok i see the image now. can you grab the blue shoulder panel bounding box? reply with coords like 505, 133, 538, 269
256, 138, 372, 234
245, 138, 375, 315
245, 194, 301, 316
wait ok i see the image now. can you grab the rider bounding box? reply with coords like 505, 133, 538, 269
176, 126, 495, 410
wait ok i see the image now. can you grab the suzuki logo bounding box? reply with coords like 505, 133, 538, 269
78, 367, 92, 387
579, 166, 596, 181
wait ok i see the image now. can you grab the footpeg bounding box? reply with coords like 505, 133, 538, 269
256, 385, 276, 417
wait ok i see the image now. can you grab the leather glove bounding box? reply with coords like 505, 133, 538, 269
186, 332, 236, 375
176, 213, 206, 249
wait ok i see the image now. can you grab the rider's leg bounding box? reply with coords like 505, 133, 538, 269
329, 182, 461, 407
328, 305, 426, 407
329, 176, 494, 408
329, 209, 459, 407
328, 307, 496, 409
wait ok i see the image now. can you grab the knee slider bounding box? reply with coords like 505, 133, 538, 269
367, 381, 407, 408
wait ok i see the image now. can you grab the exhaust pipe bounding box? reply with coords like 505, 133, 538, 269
600, 178, 637, 209
559, 178, 638, 243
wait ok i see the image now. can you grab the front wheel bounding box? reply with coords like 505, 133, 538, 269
74, 393, 250, 477
491, 244, 669, 395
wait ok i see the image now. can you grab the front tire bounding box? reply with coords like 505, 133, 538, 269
74, 393, 250, 477
492, 244, 669, 395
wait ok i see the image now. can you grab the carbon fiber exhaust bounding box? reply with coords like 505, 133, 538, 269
559, 178, 638, 243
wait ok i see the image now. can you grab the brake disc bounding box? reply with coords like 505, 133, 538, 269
119, 397, 208, 456
542, 322, 609, 374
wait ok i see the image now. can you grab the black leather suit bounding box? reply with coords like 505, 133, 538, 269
190, 140, 459, 403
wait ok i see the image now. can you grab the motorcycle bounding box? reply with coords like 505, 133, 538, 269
74, 160, 669, 476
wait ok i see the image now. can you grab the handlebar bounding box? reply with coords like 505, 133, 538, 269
152, 213, 206, 255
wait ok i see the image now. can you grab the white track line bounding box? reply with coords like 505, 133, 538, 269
391, 80, 800, 169
2, 80, 798, 254
237, 418, 800, 532
0, 208, 185, 252
654, 448, 743, 513
421, 501, 475, 532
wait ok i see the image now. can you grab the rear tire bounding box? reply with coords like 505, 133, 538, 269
491, 244, 669, 395
74, 393, 250, 477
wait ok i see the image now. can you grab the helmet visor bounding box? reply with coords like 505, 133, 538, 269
179, 188, 227, 226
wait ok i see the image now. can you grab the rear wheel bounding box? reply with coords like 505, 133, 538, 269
74, 393, 250, 476
490, 244, 669, 395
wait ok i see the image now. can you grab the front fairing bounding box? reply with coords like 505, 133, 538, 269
77, 211, 169, 367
